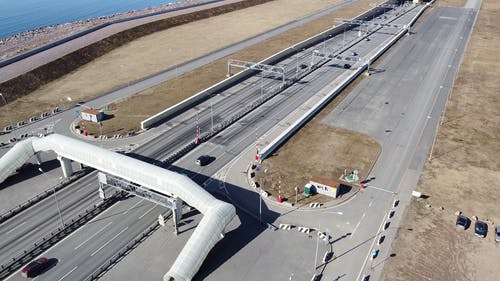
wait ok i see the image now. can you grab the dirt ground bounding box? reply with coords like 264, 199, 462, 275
381, 1, 500, 281
254, 123, 380, 206
0, 0, 357, 129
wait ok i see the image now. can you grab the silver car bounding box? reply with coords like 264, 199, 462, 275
495, 226, 500, 242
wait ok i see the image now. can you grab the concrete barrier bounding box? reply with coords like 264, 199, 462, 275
309, 202, 323, 208
279, 223, 292, 230
140, 1, 396, 129
258, 2, 428, 160
297, 226, 310, 234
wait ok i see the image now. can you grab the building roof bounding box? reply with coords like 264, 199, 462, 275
310, 176, 340, 188
81, 108, 101, 115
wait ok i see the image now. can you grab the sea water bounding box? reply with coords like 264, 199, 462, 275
0, 0, 181, 39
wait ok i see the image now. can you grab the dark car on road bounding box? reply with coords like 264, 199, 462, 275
474, 220, 488, 238
196, 155, 212, 166
456, 214, 470, 230
21, 257, 49, 278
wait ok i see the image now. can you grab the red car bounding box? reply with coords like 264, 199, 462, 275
21, 257, 49, 278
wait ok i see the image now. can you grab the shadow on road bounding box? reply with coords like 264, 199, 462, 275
168, 165, 281, 281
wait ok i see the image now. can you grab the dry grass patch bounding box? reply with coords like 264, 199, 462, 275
89, 0, 376, 135
0, 0, 352, 129
381, 1, 500, 280
255, 124, 380, 206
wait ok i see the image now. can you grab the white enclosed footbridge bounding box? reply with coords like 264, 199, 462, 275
0, 134, 235, 281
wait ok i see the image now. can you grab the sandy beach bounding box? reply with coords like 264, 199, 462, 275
0, 0, 214, 61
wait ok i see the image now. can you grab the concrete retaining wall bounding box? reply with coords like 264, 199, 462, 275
258, 2, 429, 160
140, 1, 396, 129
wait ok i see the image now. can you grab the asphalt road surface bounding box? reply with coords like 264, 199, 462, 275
93, 4, 478, 281
0, 4, 434, 281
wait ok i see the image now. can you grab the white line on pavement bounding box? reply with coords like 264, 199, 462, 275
90, 226, 128, 257
351, 213, 366, 237
6, 221, 26, 234
138, 205, 157, 219
58, 266, 78, 281
123, 199, 144, 214
74, 221, 113, 250
367, 185, 395, 194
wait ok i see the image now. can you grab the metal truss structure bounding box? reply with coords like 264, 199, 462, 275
227, 59, 285, 85
98, 172, 183, 234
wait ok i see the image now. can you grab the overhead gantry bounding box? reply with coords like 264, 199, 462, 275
0, 134, 235, 281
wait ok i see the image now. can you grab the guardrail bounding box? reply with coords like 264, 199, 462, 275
84, 211, 171, 280
0, 193, 121, 280
258, 2, 429, 160
0, 167, 92, 224
140, 1, 395, 129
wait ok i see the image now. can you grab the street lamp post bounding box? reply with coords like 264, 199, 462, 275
210, 102, 214, 133
0, 93, 14, 131
38, 167, 65, 228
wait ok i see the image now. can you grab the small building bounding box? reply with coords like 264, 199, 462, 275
81, 109, 104, 123
309, 176, 340, 198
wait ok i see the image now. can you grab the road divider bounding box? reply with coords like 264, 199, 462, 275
297, 226, 310, 234
141, 2, 395, 129
84, 211, 172, 281
258, 2, 430, 160
279, 223, 293, 230
0, 192, 121, 280
0, 168, 92, 225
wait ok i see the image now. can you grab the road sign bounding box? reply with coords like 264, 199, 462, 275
159, 214, 165, 226
98, 186, 105, 199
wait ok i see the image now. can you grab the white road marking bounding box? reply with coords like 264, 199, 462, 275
90, 226, 128, 257
351, 213, 366, 237
6, 221, 26, 234
367, 185, 395, 194
74, 221, 112, 250
138, 205, 157, 219
123, 199, 144, 214
58, 266, 78, 281
368, 201, 373, 208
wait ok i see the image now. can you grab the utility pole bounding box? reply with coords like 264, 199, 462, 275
38, 167, 64, 228
210, 102, 214, 133
0, 93, 14, 131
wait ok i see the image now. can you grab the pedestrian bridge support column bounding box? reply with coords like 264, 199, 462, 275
57, 155, 73, 178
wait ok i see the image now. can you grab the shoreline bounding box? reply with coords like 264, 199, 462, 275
0, 0, 213, 62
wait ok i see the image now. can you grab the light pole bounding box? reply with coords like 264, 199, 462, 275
295, 186, 299, 205
38, 167, 65, 228
314, 224, 320, 272
0, 93, 14, 131
210, 102, 214, 133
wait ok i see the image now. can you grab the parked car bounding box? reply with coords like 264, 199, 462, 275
29, 116, 38, 123
370, 249, 379, 260
196, 155, 212, 166
474, 220, 488, 238
495, 226, 500, 242
21, 257, 49, 278
4, 125, 14, 132
455, 214, 470, 230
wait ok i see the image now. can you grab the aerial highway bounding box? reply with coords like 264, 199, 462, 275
0, 2, 454, 281
96, 2, 479, 281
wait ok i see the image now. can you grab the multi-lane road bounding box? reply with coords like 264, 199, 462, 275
0, 1, 480, 280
